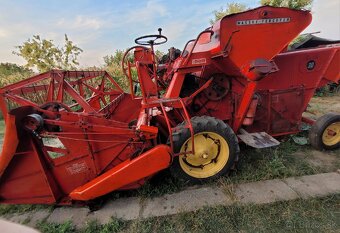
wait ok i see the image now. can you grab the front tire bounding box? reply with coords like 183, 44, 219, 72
309, 113, 340, 150
170, 116, 239, 184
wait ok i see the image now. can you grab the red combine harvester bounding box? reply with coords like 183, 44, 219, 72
0, 6, 339, 204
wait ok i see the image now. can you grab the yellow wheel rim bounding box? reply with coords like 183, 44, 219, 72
322, 122, 340, 146
179, 132, 229, 179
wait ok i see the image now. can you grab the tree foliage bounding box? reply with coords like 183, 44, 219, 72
13, 35, 83, 72
261, 0, 313, 10
210, 3, 248, 24
211, 0, 313, 24
103, 50, 132, 91
0, 63, 33, 87
103, 49, 164, 92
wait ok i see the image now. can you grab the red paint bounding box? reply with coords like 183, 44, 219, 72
0, 6, 339, 205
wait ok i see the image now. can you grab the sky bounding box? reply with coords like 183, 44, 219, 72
0, 0, 339, 68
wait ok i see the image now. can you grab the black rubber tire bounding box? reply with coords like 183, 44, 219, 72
309, 113, 340, 150
170, 116, 240, 184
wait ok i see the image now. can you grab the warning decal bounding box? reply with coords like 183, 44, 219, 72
192, 58, 207, 65
66, 161, 88, 175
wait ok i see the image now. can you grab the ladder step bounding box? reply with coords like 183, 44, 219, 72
238, 129, 280, 149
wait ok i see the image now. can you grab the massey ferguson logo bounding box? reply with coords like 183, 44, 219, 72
237, 17, 291, 26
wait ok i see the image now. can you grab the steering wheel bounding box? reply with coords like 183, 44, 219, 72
135, 28, 168, 46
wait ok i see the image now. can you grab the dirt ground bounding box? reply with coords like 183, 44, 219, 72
299, 95, 340, 172
294, 149, 339, 172
304, 95, 340, 119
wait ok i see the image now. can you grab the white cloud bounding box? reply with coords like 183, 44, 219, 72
125, 0, 167, 25
156, 20, 190, 52
0, 28, 9, 38
1, 0, 339, 68
163, 21, 188, 41
304, 0, 340, 39
57, 15, 104, 30
78, 48, 108, 68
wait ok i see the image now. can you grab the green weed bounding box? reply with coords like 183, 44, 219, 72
0, 204, 52, 216
35, 195, 339, 233
36, 220, 76, 233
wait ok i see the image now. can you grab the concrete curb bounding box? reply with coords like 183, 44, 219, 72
2, 172, 340, 227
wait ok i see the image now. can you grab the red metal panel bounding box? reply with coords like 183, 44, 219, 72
218, 6, 312, 76
69, 145, 172, 201
0, 114, 18, 176
0, 146, 57, 204
233, 82, 257, 132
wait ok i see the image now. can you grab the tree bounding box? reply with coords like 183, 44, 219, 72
260, 0, 314, 48
0, 63, 33, 119
103, 50, 131, 91
0, 63, 33, 87
14, 35, 83, 72
210, 0, 313, 24
210, 3, 248, 24
260, 0, 313, 10
103, 49, 165, 92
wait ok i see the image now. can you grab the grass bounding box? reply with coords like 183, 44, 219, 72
0, 99, 339, 231
36, 218, 128, 233
37, 221, 76, 233
112, 136, 331, 200
0, 204, 53, 216
1, 137, 336, 216
34, 194, 339, 233
0, 119, 5, 138
222, 137, 319, 184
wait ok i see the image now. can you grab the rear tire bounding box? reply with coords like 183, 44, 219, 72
170, 116, 239, 184
309, 113, 340, 150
